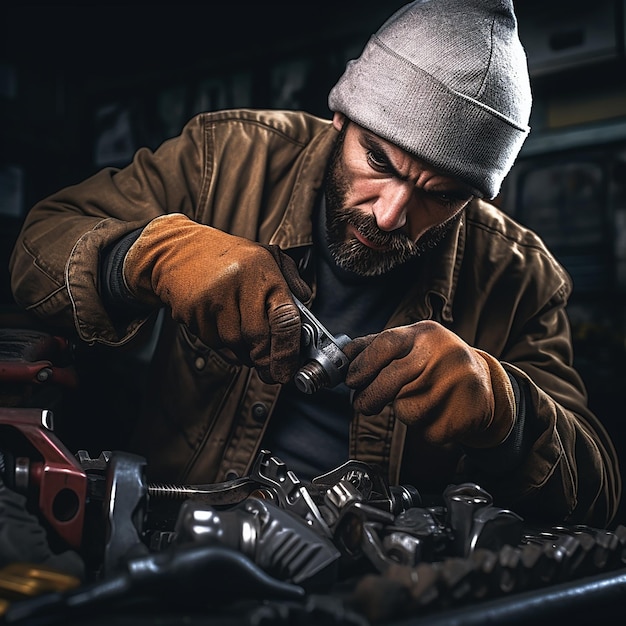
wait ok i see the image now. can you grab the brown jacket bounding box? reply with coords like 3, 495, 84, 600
9, 109, 621, 526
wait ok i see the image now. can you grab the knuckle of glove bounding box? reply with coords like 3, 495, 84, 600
347, 329, 419, 415
269, 300, 301, 333
211, 250, 301, 384
343, 334, 377, 363
263, 300, 302, 384
462, 350, 516, 448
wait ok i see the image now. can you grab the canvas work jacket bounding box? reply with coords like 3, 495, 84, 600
9, 109, 621, 526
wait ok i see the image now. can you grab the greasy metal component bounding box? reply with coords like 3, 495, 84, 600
390, 484, 423, 513
382, 531, 425, 568
360, 519, 398, 572
323, 479, 364, 527
467, 505, 523, 556
383, 507, 450, 565
5, 432, 626, 621
147, 476, 267, 508
335, 500, 396, 561
312, 459, 419, 515
350, 524, 626, 622
444, 483, 492, 557
0, 329, 77, 389
249, 450, 332, 538
174, 501, 255, 553
313, 460, 378, 494
173, 498, 341, 588
363, 524, 626, 616
0, 408, 87, 549
102, 452, 150, 576
76, 450, 110, 504
321, 476, 626, 618
76, 449, 111, 469
292, 295, 351, 394
13, 458, 29, 493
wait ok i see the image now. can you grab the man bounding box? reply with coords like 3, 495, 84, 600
8, 0, 621, 527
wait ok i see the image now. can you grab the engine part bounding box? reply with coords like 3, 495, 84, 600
173, 497, 341, 589
0, 408, 87, 549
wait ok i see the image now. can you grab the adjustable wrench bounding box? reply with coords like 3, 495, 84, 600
292, 296, 352, 394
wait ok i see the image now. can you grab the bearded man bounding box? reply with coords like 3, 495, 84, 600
9, 0, 621, 527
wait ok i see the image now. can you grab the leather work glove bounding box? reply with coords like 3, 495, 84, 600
123, 213, 312, 384
343, 321, 516, 449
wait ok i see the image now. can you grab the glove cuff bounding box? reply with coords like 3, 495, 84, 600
463, 349, 516, 448
122, 213, 194, 306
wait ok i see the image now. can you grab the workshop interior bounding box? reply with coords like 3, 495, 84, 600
1, 1, 626, 624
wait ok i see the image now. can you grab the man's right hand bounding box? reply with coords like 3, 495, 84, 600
123, 213, 311, 384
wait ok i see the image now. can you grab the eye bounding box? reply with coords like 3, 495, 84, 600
366, 149, 390, 172
431, 191, 473, 210
434, 193, 455, 208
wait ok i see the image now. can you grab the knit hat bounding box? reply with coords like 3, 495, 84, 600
328, 0, 532, 199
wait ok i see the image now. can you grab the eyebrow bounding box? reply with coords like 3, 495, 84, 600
362, 132, 476, 198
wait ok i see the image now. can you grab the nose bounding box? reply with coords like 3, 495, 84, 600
372, 184, 411, 232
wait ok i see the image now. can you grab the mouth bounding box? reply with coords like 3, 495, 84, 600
348, 225, 389, 251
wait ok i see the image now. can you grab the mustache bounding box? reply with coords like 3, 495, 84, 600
343, 209, 418, 253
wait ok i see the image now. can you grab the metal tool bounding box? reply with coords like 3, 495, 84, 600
292, 295, 352, 394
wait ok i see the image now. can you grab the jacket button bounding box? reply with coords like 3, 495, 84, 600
194, 356, 206, 370
251, 402, 268, 422
225, 469, 239, 480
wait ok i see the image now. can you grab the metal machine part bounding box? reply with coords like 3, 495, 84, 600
293, 295, 352, 394
0, 410, 148, 578
173, 497, 341, 588
311, 459, 422, 516
248, 450, 333, 538
443, 483, 523, 558
101, 452, 150, 576
146, 450, 333, 538
2, 408, 626, 623
0, 329, 77, 390
0, 408, 87, 550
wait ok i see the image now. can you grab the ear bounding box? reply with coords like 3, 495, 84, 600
332, 112, 346, 131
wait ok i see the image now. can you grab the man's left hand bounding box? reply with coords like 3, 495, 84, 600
344, 321, 515, 448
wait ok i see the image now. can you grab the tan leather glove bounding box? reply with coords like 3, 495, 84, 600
123, 213, 311, 384
343, 321, 515, 448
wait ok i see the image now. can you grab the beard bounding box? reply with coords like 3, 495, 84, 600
323, 131, 462, 277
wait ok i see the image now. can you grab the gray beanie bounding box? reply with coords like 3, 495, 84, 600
328, 0, 532, 199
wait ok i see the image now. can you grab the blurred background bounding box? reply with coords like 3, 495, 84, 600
1, 1, 625, 515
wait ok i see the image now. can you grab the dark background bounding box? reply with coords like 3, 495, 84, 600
1, 1, 626, 521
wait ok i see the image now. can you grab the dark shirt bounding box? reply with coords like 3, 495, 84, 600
261, 199, 421, 481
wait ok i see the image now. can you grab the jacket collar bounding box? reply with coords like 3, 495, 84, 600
269, 123, 338, 250
380, 212, 466, 327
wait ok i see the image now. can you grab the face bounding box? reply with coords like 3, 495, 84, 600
324, 114, 475, 277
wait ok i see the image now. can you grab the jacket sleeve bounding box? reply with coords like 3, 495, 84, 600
9, 115, 208, 346
469, 335, 622, 527
458, 223, 622, 527
503, 299, 621, 527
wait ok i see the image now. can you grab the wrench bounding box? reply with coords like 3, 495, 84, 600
292, 295, 351, 394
